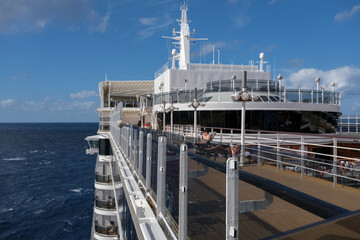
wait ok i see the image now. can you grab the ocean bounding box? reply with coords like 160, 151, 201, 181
0, 123, 98, 240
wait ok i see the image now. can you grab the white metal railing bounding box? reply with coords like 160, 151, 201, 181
188, 63, 259, 72
171, 125, 360, 188
154, 84, 341, 106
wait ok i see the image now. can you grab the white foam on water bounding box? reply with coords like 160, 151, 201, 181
0, 208, 14, 213
29, 150, 38, 153
34, 209, 44, 215
70, 188, 82, 193
2, 157, 26, 161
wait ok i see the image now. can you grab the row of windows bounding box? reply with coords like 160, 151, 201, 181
157, 110, 339, 133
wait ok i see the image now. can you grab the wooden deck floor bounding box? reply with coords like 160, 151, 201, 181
186, 161, 360, 240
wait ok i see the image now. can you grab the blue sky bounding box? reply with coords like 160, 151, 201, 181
0, 0, 359, 122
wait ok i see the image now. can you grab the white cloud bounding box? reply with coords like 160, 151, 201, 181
262, 44, 276, 52
0, 0, 112, 34
334, 4, 360, 22
232, 15, 250, 28
138, 14, 173, 38
0, 99, 14, 108
138, 17, 157, 26
200, 41, 227, 57
89, 11, 111, 33
23, 100, 45, 110
51, 101, 95, 111
3, 98, 97, 112
70, 90, 97, 99
285, 58, 305, 67
285, 66, 360, 92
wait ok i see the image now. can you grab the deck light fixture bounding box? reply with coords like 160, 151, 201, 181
188, 88, 205, 139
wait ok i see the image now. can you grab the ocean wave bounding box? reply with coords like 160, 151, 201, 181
70, 188, 83, 194
29, 150, 38, 153
0, 208, 14, 213
39, 161, 52, 165
34, 209, 44, 215
2, 157, 26, 161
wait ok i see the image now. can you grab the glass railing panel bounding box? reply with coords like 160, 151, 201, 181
302, 90, 312, 103
285, 89, 299, 102
164, 134, 180, 223
95, 199, 117, 209
95, 224, 118, 235
186, 142, 227, 239
150, 131, 160, 193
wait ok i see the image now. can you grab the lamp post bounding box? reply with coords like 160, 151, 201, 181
168, 96, 179, 133
232, 74, 236, 93
230, 71, 258, 167
321, 85, 325, 104
315, 76, 320, 104
277, 74, 283, 99
162, 101, 167, 131
184, 78, 188, 91
188, 88, 205, 139
331, 82, 335, 104
158, 82, 164, 130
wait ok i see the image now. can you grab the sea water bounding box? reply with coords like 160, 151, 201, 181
0, 123, 97, 240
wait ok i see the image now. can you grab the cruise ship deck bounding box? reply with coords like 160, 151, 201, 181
86, 103, 360, 239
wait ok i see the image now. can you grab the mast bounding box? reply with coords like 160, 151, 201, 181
162, 0, 207, 70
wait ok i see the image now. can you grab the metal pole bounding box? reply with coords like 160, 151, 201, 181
333, 138, 337, 188
163, 103, 166, 132
240, 71, 247, 167
157, 136, 167, 219
316, 82, 319, 104
276, 133, 280, 172
134, 128, 139, 171
138, 131, 144, 178
194, 108, 197, 139
179, 144, 188, 240
257, 131, 261, 166
301, 135, 305, 179
146, 133, 152, 193
226, 157, 239, 240
240, 101, 245, 167
171, 110, 173, 133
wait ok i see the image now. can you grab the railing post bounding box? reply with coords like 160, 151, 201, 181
220, 129, 223, 143
157, 136, 167, 219
311, 90, 314, 103
226, 157, 239, 240
129, 127, 133, 165
146, 133, 152, 193
276, 133, 281, 172
125, 127, 129, 158
179, 144, 188, 240
257, 131, 261, 166
138, 131, 144, 178
134, 128, 139, 171
301, 136, 305, 179
333, 137, 337, 188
